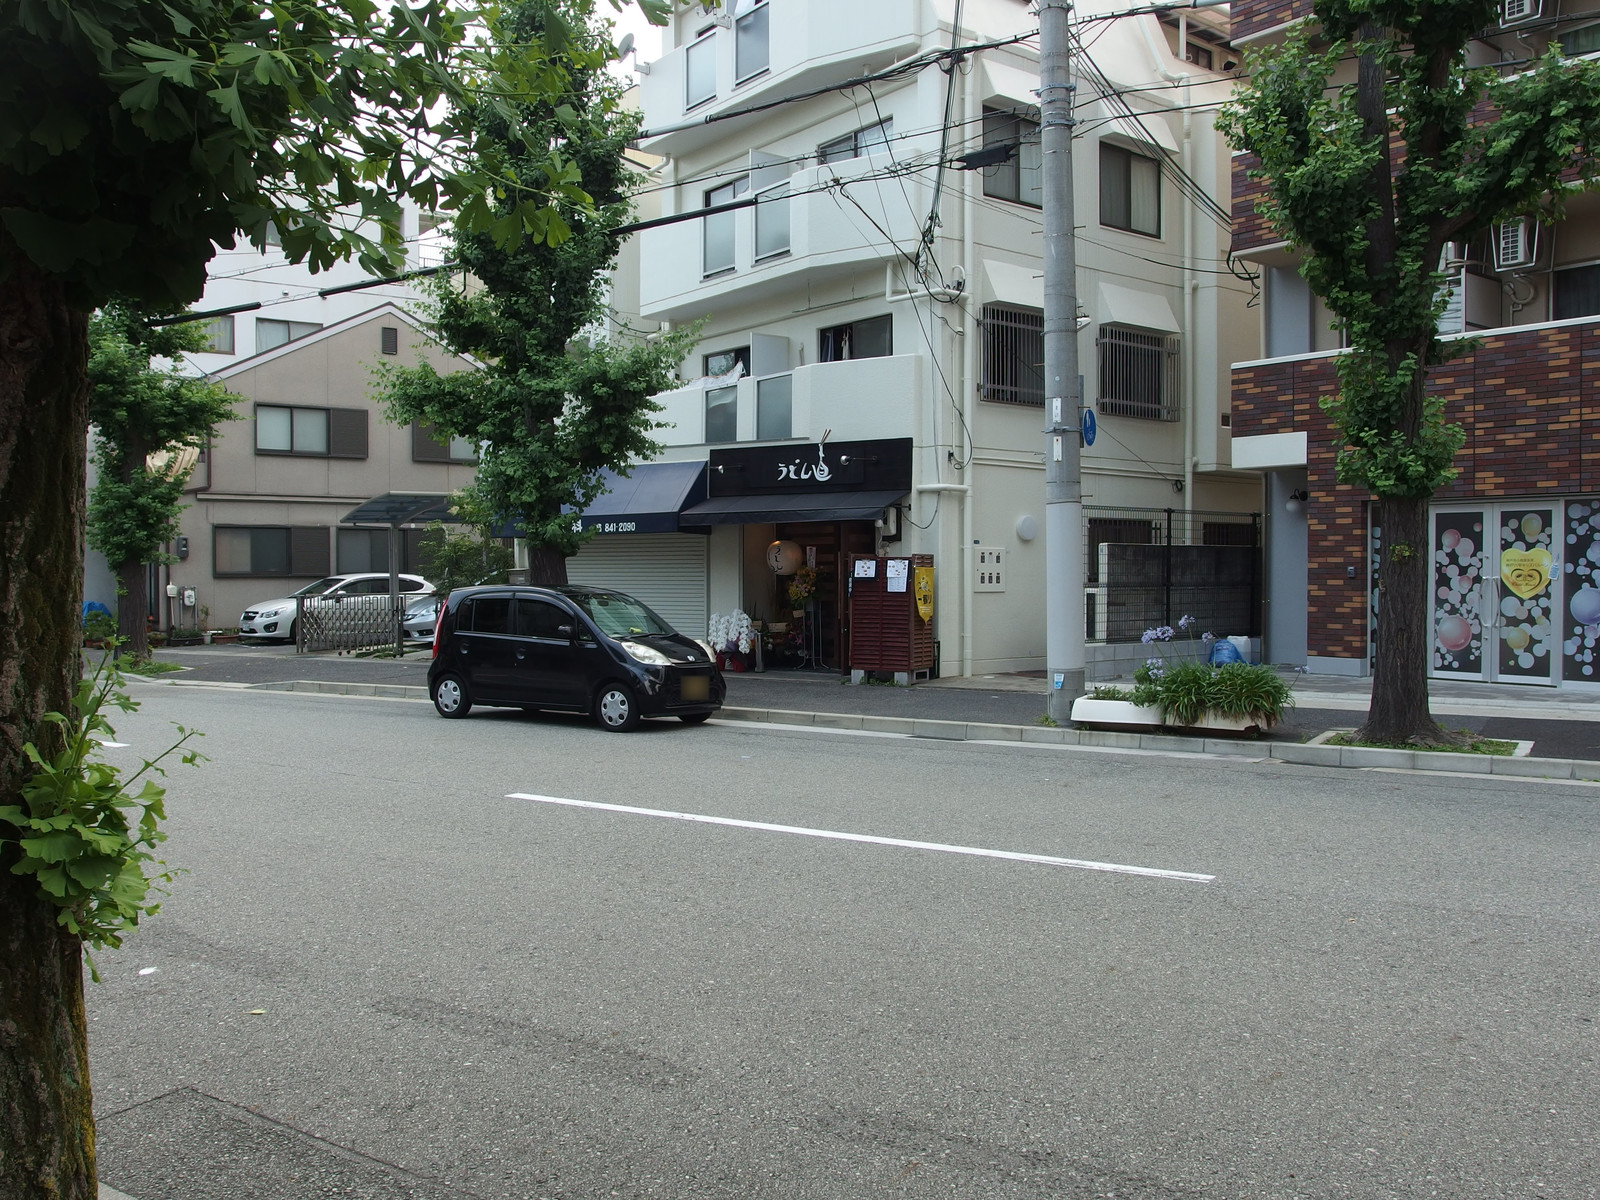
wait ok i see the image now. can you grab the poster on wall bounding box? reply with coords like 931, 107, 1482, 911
886, 559, 909, 593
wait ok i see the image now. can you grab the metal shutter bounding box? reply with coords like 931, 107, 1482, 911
290, 525, 331, 576
327, 408, 368, 459
567, 534, 708, 637
412, 421, 451, 462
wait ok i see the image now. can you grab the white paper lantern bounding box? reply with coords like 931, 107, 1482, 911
767, 540, 802, 575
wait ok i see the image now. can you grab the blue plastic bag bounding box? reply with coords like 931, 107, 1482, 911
1208, 638, 1245, 665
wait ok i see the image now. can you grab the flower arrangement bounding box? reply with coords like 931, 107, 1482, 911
707, 610, 755, 657
1130, 615, 1291, 727
787, 566, 818, 611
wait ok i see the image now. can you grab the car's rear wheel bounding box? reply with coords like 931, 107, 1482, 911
432, 673, 472, 719
678, 712, 712, 725
593, 682, 640, 732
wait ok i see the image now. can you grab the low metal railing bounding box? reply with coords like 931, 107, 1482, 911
296, 595, 406, 654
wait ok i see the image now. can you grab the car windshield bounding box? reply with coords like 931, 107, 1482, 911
566, 591, 677, 638
291, 577, 344, 597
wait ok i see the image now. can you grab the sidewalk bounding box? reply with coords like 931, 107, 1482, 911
137, 643, 1600, 775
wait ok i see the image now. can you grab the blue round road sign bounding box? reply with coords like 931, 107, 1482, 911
1081, 407, 1097, 446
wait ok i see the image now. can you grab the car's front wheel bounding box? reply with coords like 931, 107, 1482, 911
593, 682, 640, 732
432, 673, 472, 719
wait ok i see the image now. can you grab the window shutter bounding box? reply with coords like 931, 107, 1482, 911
381, 326, 399, 355
290, 526, 331, 576
412, 421, 452, 462
327, 408, 368, 458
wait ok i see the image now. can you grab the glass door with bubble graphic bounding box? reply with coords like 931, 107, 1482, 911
1559, 500, 1600, 683
1431, 505, 1560, 685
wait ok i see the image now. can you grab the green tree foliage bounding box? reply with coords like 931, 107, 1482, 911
0, 2, 666, 1192
87, 305, 235, 655
1219, 0, 1600, 742
379, 0, 696, 585
418, 486, 516, 593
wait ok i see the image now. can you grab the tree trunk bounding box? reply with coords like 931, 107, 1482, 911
525, 543, 569, 587
0, 256, 97, 1197
116, 558, 149, 657
1357, 493, 1458, 746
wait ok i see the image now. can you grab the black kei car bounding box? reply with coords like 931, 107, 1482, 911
427, 586, 725, 731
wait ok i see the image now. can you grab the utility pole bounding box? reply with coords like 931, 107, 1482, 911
1041, 0, 1085, 722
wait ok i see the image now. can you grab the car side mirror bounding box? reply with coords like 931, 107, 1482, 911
557, 624, 576, 641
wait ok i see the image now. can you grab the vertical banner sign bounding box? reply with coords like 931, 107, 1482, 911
914, 567, 935, 622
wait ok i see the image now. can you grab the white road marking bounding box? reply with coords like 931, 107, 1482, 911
508, 793, 1215, 883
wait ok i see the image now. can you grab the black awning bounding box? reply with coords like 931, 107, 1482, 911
340, 493, 459, 526
680, 490, 906, 526
577, 461, 707, 534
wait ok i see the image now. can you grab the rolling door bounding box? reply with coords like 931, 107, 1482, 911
566, 534, 708, 636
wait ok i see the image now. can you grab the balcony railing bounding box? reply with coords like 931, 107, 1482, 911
640, 162, 930, 320
638, 0, 919, 152
652, 355, 921, 448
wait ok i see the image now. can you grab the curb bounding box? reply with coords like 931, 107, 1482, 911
713, 708, 1600, 780
173, 678, 1600, 781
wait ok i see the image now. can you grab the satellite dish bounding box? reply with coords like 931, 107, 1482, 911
618, 32, 636, 58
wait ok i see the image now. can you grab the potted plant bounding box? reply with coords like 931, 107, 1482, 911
207, 627, 240, 644
707, 610, 756, 671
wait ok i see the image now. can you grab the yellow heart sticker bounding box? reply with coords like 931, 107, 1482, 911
1500, 547, 1553, 600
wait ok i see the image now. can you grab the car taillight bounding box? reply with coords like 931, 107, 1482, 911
432, 606, 443, 657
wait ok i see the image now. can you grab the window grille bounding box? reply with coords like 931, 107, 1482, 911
1096, 325, 1180, 421
980, 304, 1044, 406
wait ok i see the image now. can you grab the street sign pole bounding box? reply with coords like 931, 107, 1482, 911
1041, 0, 1085, 721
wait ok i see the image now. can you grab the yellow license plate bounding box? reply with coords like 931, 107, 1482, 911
680, 675, 710, 702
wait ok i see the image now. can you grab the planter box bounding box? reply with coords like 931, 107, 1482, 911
1070, 697, 1164, 728
207, 632, 239, 644
1069, 697, 1275, 736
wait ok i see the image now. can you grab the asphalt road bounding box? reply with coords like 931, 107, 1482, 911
88, 686, 1600, 1199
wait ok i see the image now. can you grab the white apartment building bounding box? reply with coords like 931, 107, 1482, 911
591, 0, 1261, 676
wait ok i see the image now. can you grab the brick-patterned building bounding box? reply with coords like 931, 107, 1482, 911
1228, 0, 1600, 687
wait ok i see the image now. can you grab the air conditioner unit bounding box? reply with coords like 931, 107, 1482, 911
1500, 0, 1541, 25
1439, 241, 1475, 270
1493, 218, 1538, 271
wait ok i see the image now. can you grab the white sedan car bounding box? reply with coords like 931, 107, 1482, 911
402, 594, 443, 643
239, 574, 433, 642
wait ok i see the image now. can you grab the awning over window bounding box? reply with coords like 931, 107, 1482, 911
1096, 282, 1182, 333
341, 493, 458, 526
680, 490, 906, 526
983, 258, 1044, 309
575, 461, 707, 534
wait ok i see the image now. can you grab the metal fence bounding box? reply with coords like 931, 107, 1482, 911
297, 594, 407, 654
1083, 506, 1261, 643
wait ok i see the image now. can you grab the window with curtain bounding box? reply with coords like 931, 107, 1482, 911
756, 375, 792, 440
981, 108, 1042, 208
819, 315, 892, 362
703, 176, 748, 275
1099, 142, 1162, 237
705, 385, 738, 443
818, 119, 893, 164
685, 32, 716, 108
1554, 263, 1600, 320
734, 0, 769, 81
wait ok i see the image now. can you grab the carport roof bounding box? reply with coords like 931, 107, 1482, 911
340, 493, 460, 526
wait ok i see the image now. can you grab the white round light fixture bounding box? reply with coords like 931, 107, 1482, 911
767, 540, 802, 575
1015, 515, 1039, 542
